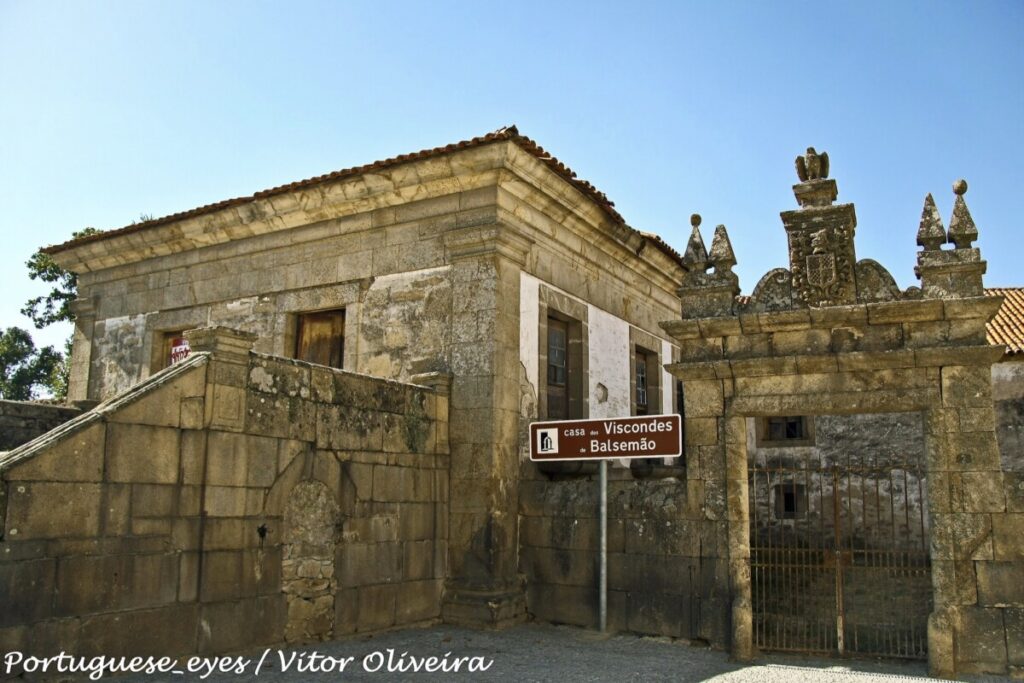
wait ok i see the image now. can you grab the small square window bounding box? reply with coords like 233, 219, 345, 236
774, 483, 808, 519
757, 415, 814, 447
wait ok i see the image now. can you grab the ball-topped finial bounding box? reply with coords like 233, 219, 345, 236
953, 179, 968, 196
690, 213, 701, 228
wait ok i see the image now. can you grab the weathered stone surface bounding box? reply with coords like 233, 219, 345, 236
5, 482, 102, 539
958, 607, 1009, 672
977, 562, 1024, 607
4, 422, 104, 482
106, 424, 180, 484
79, 604, 199, 657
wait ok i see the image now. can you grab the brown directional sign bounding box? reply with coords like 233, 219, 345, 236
529, 414, 682, 462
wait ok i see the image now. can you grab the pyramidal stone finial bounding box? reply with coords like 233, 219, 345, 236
683, 215, 708, 270
708, 224, 736, 271
948, 179, 977, 249
916, 193, 946, 251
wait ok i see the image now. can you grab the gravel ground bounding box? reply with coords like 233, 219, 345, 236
110, 623, 1012, 683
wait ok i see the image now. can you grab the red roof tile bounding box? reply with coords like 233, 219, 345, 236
986, 288, 1024, 355
43, 126, 683, 269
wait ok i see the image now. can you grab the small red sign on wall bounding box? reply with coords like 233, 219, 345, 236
169, 337, 191, 365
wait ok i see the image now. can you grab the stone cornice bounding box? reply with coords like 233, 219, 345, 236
500, 146, 684, 287
443, 224, 534, 266
666, 345, 1005, 381
51, 140, 684, 302
661, 296, 1004, 342
52, 143, 510, 274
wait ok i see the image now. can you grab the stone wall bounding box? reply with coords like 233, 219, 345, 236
994, 359, 1024, 473
518, 466, 725, 645
0, 400, 81, 451
0, 332, 449, 663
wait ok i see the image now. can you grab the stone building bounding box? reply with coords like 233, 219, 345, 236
0, 129, 1021, 677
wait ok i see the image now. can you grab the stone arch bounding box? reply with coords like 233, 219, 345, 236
282, 479, 339, 643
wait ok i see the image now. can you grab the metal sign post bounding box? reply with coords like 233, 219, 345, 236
529, 414, 682, 635
599, 459, 607, 633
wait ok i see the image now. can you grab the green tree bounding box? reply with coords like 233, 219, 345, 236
0, 327, 62, 400
22, 218, 146, 398
22, 226, 103, 328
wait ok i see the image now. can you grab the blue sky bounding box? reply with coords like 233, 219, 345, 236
2, 1, 1022, 352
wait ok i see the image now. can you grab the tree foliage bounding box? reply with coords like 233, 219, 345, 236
22, 227, 102, 329
0, 327, 62, 400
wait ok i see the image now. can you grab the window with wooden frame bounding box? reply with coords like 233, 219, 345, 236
294, 309, 345, 369
544, 316, 583, 420
634, 348, 657, 416
630, 341, 681, 479
546, 318, 569, 419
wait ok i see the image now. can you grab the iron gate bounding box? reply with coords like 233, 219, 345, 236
749, 448, 931, 659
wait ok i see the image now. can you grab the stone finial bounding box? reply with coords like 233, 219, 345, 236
682, 215, 709, 271
677, 214, 739, 318
708, 224, 736, 272
947, 179, 978, 249
796, 147, 830, 182
916, 193, 946, 251
792, 147, 838, 208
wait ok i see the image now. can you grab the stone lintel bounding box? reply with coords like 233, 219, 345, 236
756, 309, 812, 333
866, 299, 945, 324
914, 345, 1005, 368
728, 356, 798, 378
730, 387, 937, 416
836, 349, 918, 372
808, 304, 868, 326
697, 317, 742, 337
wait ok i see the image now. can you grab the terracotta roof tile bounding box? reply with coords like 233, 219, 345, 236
986, 287, 1024, 355
43, 126, 683, 269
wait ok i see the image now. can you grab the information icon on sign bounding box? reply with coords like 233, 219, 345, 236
536, 428, 559, 455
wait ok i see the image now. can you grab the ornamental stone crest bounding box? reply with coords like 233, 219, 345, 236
788, 219, 857, 306
679, 148, 979, 316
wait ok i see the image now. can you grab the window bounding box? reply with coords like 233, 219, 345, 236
774, 483, 808, 519
630, 345, 660, 416
630, 341, 680, 479
295, 309, 345, 369
635, 350, 649, 415
535, 291, 590, 478
540, 310, 585, 421
757, 415, 815, 447
547, 318, 570, 419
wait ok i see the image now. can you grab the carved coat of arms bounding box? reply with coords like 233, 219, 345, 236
789, 223, 856, 306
